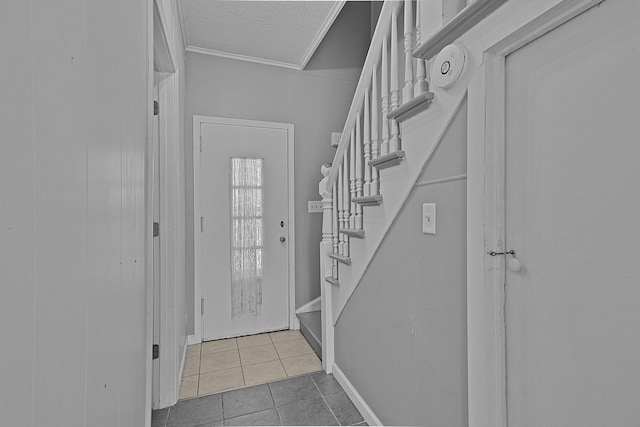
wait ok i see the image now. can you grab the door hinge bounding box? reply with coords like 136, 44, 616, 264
153, 221, 160, 237
153, 100, 159, 116
199, 135, 202, 153
200, 216, 204, 233
152, 344, 159, 360
201, 298, 205, 316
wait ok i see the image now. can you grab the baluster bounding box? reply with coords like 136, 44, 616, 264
414, 0, 428, 95
390, 7, 401, 152
403, 0, 414, 103
337, 164, 344, 256
380, 35, 390, 156
349, 129, 356, 230
363, 89, 371, 198
332, 181, 339, 279
355, 112, 363, 229
342, 149, 350, 257
371, 66, 380, 195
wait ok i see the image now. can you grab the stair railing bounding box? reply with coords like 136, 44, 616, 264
321, 0, 433, 284
319, 0, 435, 372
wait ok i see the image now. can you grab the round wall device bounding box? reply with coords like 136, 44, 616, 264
431, 44, 467, 89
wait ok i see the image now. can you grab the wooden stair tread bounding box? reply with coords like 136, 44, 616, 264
369, 150, 405, 170
352, 195, 383, 206
387, 92, 434, 122
325, 276, 340, 286
328, 252, 351, 265
340, 228, 365, 238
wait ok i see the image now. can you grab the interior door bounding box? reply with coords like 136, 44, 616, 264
504, 1, 640, 425
200, 120, 290, 341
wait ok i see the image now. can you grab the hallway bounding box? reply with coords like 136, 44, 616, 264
152, 371, 367, 426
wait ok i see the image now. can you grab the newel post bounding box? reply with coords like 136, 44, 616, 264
319, 163, 335, 373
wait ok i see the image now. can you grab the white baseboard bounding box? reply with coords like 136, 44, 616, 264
187, 334, 199, 345
295, 296, 321, 314
332, 364, 383, 426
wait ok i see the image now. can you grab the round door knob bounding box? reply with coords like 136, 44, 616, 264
508, 257, 523, 272
280, 236, 286, 243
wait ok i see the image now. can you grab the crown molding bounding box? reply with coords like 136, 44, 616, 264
185, 46, 303, 70
299, 0, 347, 70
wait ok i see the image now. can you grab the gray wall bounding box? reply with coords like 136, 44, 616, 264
185, 2, 372, 333
335, 103, 468, 426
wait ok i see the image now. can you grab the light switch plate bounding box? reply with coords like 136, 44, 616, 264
308, 201, 323, 213
422, 203, 436, 234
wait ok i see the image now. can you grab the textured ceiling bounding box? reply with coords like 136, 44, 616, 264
179, 1, 346, 70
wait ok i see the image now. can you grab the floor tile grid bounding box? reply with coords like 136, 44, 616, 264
156, 372, 369, 427
180, 330, 323, 399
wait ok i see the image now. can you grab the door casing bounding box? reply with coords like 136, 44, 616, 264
192, 116, 296, 343
150, 0, 185, 412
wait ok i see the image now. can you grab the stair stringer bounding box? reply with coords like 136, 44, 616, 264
331, 86, 469, 325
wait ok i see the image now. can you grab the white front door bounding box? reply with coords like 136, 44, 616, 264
504, 0, 640, 425
199, 119, 291, 341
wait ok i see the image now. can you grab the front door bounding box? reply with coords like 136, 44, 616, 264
199, 118, 291, 341
504, 0, 640, 425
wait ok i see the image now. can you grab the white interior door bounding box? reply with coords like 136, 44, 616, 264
200, 120, 291, 341
504, 1, 640, 425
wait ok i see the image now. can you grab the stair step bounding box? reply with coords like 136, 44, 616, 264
340, 228, 365, 238
325, 276, 340, 286
369, 150, 405, 170
387, 91, 434, 122
297, 311, 322, 359
352, 195, 383, 206
328, 252, 351, 265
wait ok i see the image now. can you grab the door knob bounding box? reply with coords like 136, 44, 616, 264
508, 257, 523, 272
280, 236, 286, 242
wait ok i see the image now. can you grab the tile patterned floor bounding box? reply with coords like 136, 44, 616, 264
152, 372, 368, 426
180, 330, 324, 399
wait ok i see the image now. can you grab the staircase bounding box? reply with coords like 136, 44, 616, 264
316, 0, 471, 373
297, 311, 322, 359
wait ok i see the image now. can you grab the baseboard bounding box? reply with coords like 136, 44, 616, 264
295, 296, 321, 314
332, 364, 383, 426
187, 334, 199, 345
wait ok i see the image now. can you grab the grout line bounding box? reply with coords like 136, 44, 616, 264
267, 378, 282, 425
312, 376, 342, 426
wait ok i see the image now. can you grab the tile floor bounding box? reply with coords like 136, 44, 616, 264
180, 330, 324, 399
152, 372, 368, 426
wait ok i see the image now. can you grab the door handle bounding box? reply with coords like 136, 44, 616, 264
280, 236, 286, 243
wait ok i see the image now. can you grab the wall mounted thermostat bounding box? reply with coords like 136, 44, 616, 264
431, 44, 467, 89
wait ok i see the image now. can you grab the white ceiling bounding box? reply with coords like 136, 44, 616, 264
178, 1, 346, 70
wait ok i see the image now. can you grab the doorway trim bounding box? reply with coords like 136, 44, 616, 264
192, 116, 296, 343
465, 1, 606, 426
150, 0, 186, 412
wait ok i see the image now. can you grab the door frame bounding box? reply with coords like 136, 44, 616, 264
465, 0, 606, 426
192, 116, 296, 343
149, 0, 185, 411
